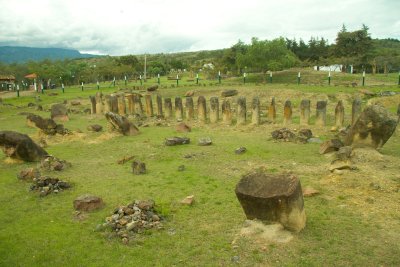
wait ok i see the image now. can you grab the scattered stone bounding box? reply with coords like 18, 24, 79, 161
105, 112, 139, 136
221, 89, 238, 97
0, 131, 48, 162
165, 137, 190, 146
302, 187, 320, 197
271, 128, 296, 142
147, 84, 158, 92
40, 155, 71, 171
26, 114, 70, 135
73, 195, 105, 212
336, 146, 352, 161
235, 171, 306, 232
17, 168, 40, 180
100, 200, 163, 243
70, 100, 81, 106
345, 104, 397, 149
184, 90, 194, 97
175, 122, 191, 133
87, 124, 103, 132
181, 195, 195, 205
319, 139, 344, 154
30, 176, 71, 197
235, 147, 246, 154
131, 160, 146, 174
117, 155, 135, 165
178, 165, 185, 171
51, 103, 69, 121
198, 137, 212, 146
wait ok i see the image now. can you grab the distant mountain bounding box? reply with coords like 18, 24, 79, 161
0, 46, 100, 63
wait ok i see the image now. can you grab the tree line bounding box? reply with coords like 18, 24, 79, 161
1, 25, 399, 85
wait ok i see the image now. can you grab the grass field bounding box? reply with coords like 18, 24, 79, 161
1, 70, 399, 266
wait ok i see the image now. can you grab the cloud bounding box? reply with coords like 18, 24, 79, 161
0, 0, 398, 55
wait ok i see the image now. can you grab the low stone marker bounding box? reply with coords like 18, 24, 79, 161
95, 92, 103, 114
132, 160, 146, 174
105, 112, 139, 136
17, 167, 40, 180
235, 171, 306, 232
283, 100, 292, 125
345, 104, 397, 149
185, 97, 194, 120
235, 147, 246, 154
268, 97, 276, 122
315, 100, 327, 126
300, 99, 310, 125
51, 103, 69, 121
198, 137, 212, 146
237, 97, 246, 125
251, 97, 260, 125
175, 97, 183, 121
197, 96, 207, 123
156, 95, 163, 118
165, 137, 190, 146
73, 195, 104, 212
87, 124, 103, 132
0, 131, 48, 162
222, 99, 232, 125
164, 98, 173, 119
89, 96, 96, 114
335, 100, 345, 127
210, 97, 219, 123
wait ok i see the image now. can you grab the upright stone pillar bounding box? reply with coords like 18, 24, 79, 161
251, 96, 260, 125
95, 92, 103, 114
127, 94, 134, 115
335, 100, 345, 127
156, 95, 163, 118
110, 95, 119, 113
299, 99, 310, 125
175, 97, 183, 121
133, 94, 143, 115
352, 98, 362, 125
210, 97, 219, 123
117, 93, 126, 115
145, 95, 154, 117
104, 95, 111, 113
164, 98, 172, 119
315, 100, 327, 126
222, 99, 232, 125
268, 97, 276, 122
185, 97, 194, 120
197, 96, 207, 123
237, 97, 246, 125
89, 96, 96, 114
283, 100, 292, 125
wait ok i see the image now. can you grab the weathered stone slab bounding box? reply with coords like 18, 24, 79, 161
164, 98, 173, 119
283, 100, 292, 125
315, 100, 327, 126
335, 100, 345, 127
268, 97, 276, 122
104, 112, 139, 136
165, 137, 190, 146
221, 89, 238, 97
156, 95, 163, 118
319, 139, 344, 154
210, 97, 219, 123
175, 97, 183, 121
145, 95, 154, 117
185, 97, 194, 120
51, 103, 69, 121
132, 160, 146, 174
73, 195, 105, 212
197, 96, 207, 123
251, 97, 260, 125
237, 97, 246, 125
300, 99, 310, 125
222, 99, 232, 125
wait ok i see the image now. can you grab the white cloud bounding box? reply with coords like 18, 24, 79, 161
0, 0, 398, 55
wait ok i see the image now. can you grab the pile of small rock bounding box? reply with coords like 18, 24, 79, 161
40, 155, 71, 171
271, 128, 313, 143
100, 200, 163, 244
30, 176, 71, 197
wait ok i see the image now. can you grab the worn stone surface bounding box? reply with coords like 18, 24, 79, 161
235, 171, 306, 232
302, 187, 320, 197
237, 97, 247, 125
210, 97, 219, 123
222, 99, 232, 125
271, 128, 296, 142
131, 160, 146, 174
165, 137, 190, 146
197, 96, 207, 122
251, 97, 260, 125
105, 112, 139, 136
95, 92, 103, 114
89, 96, 96, 114
147, 84, 158, 92
198, 137, 212, 146
27, 114, 69, 135
336, 146, 352, 161
145, 95, 154, 117
175, 97, 183, 121
30, 175, 71, 197
315, 100, 327, 126
300, 99, 310, 125
156, 94, 163, 118
268, 97, 276, 122
0, 131, 48, 162
164, 98, 173, 119
283, 100, 292, 125
117, 94, 126, 115
319, 139, 344, 154
221, 89, 238, 97
17, 168, 40, 180
345, 104, 397, 149
51, 103, 69, 121
40, 155, 71, 171
175, 122, 191, 133
87, 124, 103, 132
185, 97, 194, 120
181, 195, 195, 205
352, 99, 362, 125
185, 90, 194, 97
235, 147, 247, 154
329, 160, 353, 172
74, 195, 105, 212
335, 100, 345, 127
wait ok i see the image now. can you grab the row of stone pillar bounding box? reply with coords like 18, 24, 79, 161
90, 93, 362, 127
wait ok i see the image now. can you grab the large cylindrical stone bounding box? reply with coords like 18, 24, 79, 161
315, 100, 327, 126
110, 95, 118, 113
251, 96, 260, 125
237, 97, 246, 125
104, 95, 111, 113
197, 96, 207, 123
156, 94, 163, 118
283, 100, 292, 125
352, 99, 362, 125
175, 97, 183, 121
268, 97, 276, 122
89, 96, 96, 114
145, 95, 154, 117
335, 100, 345, 127
127, 94, 134, 114
133, 94, 143, 115
300, 99, 310, 125
117, 93, 126, 115
185, 97, 194, 120
95, 92, 103, 114
235, 171, 306, 232
210, 97, 219, 123
164, 98, 173, 119
222, 99, 232, 125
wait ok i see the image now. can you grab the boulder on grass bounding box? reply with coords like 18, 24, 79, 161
345, 104, 397, 149
73, 195, 105, 212
165, 137, 190, 146
0, 131, 48, 162
235, 171, 306, 232
105, 112, 139, 136
51, 103, 69, 121
221, 89, 238, 97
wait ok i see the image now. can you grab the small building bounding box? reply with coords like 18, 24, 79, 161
0, 75, 16, 91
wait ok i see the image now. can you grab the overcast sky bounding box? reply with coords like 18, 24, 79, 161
0, 0, 398, 56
